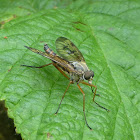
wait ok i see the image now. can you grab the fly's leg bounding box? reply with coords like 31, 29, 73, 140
53, 63, 70, 80
81, 81, 110, 112
94, 101, 109, 112
77, 84, 92, 130
81, 81, 97, 101
91, 87, 100, 96
55, 81, 72, 114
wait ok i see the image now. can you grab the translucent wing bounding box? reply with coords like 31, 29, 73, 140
55, 37, 85, 62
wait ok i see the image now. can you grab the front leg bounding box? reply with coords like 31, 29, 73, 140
80, 81, 109, 112
80, 81, 97, 101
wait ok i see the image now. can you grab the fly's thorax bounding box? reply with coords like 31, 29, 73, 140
70, 72, 83, 83
70, 70, 94, 83
71, 61, 89, 72
70, 61, 94, 83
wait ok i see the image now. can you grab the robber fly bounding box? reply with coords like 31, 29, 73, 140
22, 37, 109, 130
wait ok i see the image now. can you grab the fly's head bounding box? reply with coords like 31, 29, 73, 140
83, 70, 94, 84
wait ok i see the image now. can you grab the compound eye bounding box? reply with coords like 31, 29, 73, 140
84, 71, 94, 80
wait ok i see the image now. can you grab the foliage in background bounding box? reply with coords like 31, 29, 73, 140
0, 0, 140, 140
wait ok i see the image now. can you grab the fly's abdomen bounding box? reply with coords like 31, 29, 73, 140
44, 44, 56, 56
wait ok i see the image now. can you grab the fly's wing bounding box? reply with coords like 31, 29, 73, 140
24, 46, 76, 73
55, 37, 85, 62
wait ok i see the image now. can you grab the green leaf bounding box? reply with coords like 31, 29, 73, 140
0, 0, 140, 140
0, 0, 74, 28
